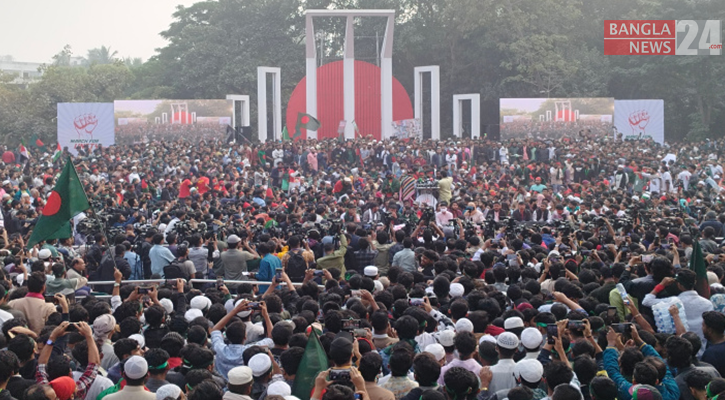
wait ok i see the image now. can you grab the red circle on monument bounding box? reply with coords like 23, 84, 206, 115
43, 191, 61, 216
286, 60, 414, 140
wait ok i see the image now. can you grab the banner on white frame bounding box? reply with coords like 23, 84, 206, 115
614, 100, 664, 144
57, 103, 115, 155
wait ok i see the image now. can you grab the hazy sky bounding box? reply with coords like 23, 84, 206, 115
0, 0, 200, 63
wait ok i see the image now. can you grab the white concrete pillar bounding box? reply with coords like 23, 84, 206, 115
414, 66, 440, 140
343, 16, 356, 140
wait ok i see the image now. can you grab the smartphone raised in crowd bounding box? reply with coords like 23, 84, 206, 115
409, 298, 425, 306
329, 369, 352, 382
613, 323, 632, 334
546, 323, 558, 344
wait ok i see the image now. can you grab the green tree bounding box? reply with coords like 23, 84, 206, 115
86, 46, 119, 65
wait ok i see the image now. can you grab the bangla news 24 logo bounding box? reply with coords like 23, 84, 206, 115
604, 20, 722, 55
73, 114, 99, 139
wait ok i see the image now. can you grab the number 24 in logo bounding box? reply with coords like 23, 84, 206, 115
676, 20, 722, 55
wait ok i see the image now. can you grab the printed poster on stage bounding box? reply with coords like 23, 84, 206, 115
614, 100, 665, 144
57, 103, 115, 155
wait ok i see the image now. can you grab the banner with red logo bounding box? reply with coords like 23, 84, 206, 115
57, 102, 115, 155
614, 100, 664, 144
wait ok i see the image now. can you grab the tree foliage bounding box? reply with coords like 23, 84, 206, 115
0, 0, 723, 144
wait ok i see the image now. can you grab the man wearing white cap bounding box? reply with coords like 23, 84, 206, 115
519, 327, 543, 360
104, 356, 156, 400
424, 344, 447, 367
248, 353, 275, 399
363, 266, 379, 279
488, 332, 520, 393
220, 234, 259, 281
225, 366, 254, 400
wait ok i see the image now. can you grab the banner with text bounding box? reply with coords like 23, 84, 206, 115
57, 103, 115, 155
114, 99, 233, 145
614, 100, 664, 144
500, 98, 614, 140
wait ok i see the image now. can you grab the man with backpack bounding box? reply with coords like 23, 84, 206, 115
281, 235, 314, 282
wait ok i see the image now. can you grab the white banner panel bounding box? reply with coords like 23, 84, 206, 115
614, 100, 664, 144
57, 103, 115, 155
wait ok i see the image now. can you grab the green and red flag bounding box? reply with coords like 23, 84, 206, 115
690, 239, 710, 299
27, 157, 90, 248
32, 134, 44, 147
291, 329, 328, 400
295, 112, 321, 135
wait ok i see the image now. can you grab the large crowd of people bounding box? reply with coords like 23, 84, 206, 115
0, 131, 725, 400
115, 124, 227, 145
500, 120, 612, 140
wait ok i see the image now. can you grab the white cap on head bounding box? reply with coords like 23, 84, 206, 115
504, 317, 524, 330
479, 335, 497, 345
159, 298, 174, 314
190, 296, 212, 311
38, 249, 52, 260
364, 266, 378, 277
373, 280, 384, 293
123, 355, 148, 379
156, 384, 182, 400
249, 353, 272, 377
521, 328, 543, 350
227, 234, 241, 244
514, 359, 544, 383
424, 343, 446, 361
455, 318, 474, 333
227, 366, 253, 385
129, 334, 146, 349
235, 299, 252, 318
497, 332, 520, 350
184, 308, 203, 322
450, 283, 464, 298
267, 381, 292, 396
436, 330, 456, 347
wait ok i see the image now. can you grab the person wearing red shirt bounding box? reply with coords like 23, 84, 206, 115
178, 179, 192, 198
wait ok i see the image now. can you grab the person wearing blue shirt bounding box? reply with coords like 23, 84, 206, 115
149, 234, 175, 277
602, 324, 680, 400
254, 242, 280, 292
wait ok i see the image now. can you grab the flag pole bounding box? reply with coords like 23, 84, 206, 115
66, 156, 121, 276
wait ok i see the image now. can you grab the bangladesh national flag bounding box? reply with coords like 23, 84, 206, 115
27, 157, 90, 248
690, 239, 711, 299
296, 112, 321, 134
52, 143, 62, 162
291, 329, 328, 400
32, 134, 44, 147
